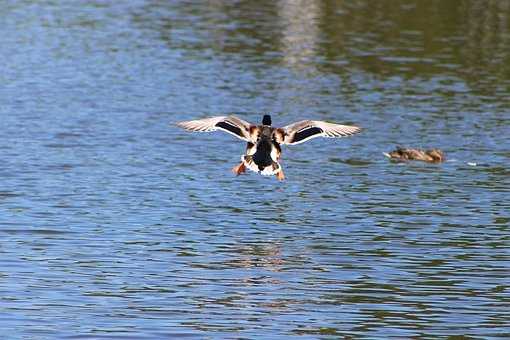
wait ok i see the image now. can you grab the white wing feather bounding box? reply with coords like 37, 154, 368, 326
281, 120, 362, 145
176, 116, 253, 142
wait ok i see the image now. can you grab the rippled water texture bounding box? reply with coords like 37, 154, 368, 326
1, 1, 509, 338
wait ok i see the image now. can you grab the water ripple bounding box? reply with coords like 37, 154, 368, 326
1, 0, 509, 339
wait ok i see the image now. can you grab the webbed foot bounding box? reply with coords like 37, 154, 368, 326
276, 169, 285, 181
232, 162, 246, 176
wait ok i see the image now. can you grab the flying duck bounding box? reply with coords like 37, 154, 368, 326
384, 147, 445, 163
176, 115, 362, 180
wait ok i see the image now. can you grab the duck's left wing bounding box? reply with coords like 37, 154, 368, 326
176, 116, 254, 142
278, 120, 361, 145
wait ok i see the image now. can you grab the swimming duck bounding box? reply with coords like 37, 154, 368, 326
384, 147, 445, 163
177, 115, 362, 180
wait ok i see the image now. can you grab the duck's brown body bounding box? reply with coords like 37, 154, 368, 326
384, 147, 445, 163
233, 125, 284, 179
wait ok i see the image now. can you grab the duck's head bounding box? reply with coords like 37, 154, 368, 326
426, 149, 445, 162
262, 114, 272, 126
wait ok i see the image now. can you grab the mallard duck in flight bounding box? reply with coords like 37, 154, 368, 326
177, 115, 362, 180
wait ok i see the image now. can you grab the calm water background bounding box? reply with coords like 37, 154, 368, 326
1, 0, 509, 338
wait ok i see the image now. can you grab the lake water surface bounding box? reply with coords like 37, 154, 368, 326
1, 1, 509, 338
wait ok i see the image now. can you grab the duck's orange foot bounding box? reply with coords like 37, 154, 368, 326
276, 169, 285, 181
232, 162, 246, 176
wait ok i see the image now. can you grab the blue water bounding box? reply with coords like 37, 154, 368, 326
1, 1, 509, 338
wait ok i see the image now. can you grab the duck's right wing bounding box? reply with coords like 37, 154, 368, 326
176, 116, 254, 142
278, 120, 362, 145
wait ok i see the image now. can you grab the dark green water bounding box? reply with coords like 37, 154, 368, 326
1, 1, 509, 338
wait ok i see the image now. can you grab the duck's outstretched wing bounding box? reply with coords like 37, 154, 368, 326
176, 116, 254, 142
277, 120, 362, 145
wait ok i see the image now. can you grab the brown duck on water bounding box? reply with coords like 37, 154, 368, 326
384, 147, 445, 163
